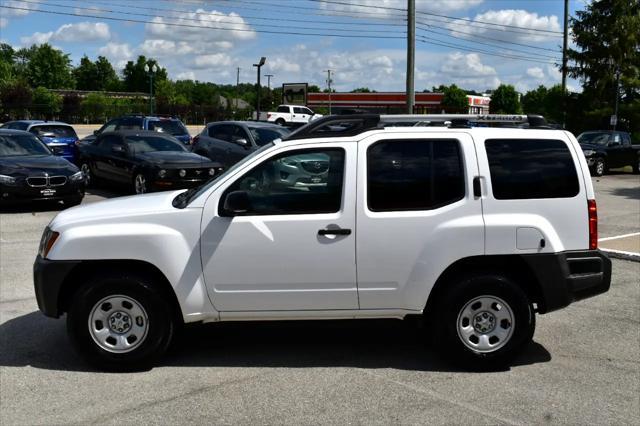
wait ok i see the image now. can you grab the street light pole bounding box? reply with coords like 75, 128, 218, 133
406, 0, 415, 114
144, 62, 158, 115
265, 74, 274, 111
253, 57, 266, 121
326, 69, 333, 115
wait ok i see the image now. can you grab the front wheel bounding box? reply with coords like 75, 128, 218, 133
432, 274, 535, 369
632, 156, 640, 174
80, 162, 97, 187
67, 274, 176, 371
592, 158, 606, 177
133, 173, 149, 194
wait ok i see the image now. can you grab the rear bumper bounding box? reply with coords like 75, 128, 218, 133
33, 255, 81, 318
522, 250, 612, 314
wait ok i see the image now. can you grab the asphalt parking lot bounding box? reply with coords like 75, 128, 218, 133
1, 174, 638, 424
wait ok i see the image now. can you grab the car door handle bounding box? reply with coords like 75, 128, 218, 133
318, 228, 351, 236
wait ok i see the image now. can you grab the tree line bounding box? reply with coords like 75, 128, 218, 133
0, 0, 637, 136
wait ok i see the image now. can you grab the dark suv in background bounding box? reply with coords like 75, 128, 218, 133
81, 115, 191, 146
577, 130, 640, 176
191, 121, 290, 168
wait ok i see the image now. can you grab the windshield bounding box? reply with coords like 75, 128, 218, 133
248, 126, 290, 146
126, 135, 187, 153
147, 120, 188, 136
0, 134, 52, 156
174, 142, 274, 208
578, 132, 611, 145
30, 125, 78, 139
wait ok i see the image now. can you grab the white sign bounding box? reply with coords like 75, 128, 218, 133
610, 115, 617, 126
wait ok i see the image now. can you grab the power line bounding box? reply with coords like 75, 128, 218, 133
312, 0, 563, 35
0, 4, 407, 39
51, 0, 405, 27
29, 0, 400, 34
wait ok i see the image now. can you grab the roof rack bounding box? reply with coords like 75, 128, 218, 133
285, 114, 550, 140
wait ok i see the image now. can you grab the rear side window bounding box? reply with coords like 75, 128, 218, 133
277, 106, 289, 113
368, 139, 465, 212
29, 125, 78, 138
485, 139, 579, 200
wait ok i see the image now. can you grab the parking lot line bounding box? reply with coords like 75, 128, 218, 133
599, 232, 640, 242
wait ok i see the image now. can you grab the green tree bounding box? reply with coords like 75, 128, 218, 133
122, 56, 168, 93
351, 87, 373, 93
32, 86, 62, 118
0, 79, 33, 118
24, 44, 74, 89
73, 55, 98, 91
441, 84, 468, 113
95, 56, 119, 91
522, 85, 548, 115
489, 84, 521, 114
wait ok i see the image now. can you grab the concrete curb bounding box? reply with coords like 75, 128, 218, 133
601, 248, 640, 262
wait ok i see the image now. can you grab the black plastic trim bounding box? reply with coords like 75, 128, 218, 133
33, 255, 80, 318
521, 249, 611, 314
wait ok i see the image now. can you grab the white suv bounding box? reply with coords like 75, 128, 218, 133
34, 114, 611, 371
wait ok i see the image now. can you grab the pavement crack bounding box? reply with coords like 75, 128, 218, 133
360, 370, 523, 426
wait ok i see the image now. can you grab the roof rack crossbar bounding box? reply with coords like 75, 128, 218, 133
284, 114, 549, 140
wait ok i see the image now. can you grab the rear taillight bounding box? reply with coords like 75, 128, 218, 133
267, 113, 272, 119
588, 199, 598, 250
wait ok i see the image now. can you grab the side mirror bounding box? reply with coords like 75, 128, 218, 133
235, 138, 249, 147
111, 145, 126, 155
223, 191, 251, 215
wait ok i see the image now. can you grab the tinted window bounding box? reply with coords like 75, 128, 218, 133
577, 132, 611, 145
29, 125, 78, 139
277, 106, 289, 113
116, 117, 143, 131
293, 107, 306, 114
248, 126, 290, 146
622, 133, 631, 146
98, 135, 123, 149
485, 139, 579, 200
99, 119, 118, 134
0, 134, 51, 156
221, 148, 345, 216
209, 124, 231, 141
125, 136, 186, 153
368, 139, 465, 212
147, 120, 188, 136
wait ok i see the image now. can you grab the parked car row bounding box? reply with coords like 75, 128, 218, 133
2, 115, 638, 207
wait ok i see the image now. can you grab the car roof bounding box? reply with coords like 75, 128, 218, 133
207, 121, 286, 128
27, 121, 74, 127
101, 130, 178, 138
0, 128, 35, 136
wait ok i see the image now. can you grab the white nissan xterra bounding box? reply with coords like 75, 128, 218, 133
34, 114, 611, 371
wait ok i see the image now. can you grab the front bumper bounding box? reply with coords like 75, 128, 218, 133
150, 177, 209, 192
0, 181, 84, 203
33, 255, 81, 318
522, 249, 612, 314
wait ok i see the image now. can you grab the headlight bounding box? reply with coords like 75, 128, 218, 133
583, 149, 596, 157
38, 227, 60, 258
69, 171, 84, 182
209, 168, 216, 176
158, 169, 167, 178
0, 174, 16, 185
179, 169, 187, 178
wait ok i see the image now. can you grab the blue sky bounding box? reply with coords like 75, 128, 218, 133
0, 0, 589, 93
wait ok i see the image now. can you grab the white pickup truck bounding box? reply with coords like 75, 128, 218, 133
266, 105, 322, 126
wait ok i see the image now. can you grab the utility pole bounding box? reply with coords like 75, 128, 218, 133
265, 74, 273, 111
406, 0, 415, 114
235, 67, 240, 116
326, 69, 333, 114
253, 57, 266, 121
561, 0, 568, 127
613, 66, 620, 131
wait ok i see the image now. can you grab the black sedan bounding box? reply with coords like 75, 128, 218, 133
77, 130, 223, 194
0, 129, 85, 206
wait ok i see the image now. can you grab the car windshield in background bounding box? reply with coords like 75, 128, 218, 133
31, 125, 78, 138
578, 132, 610, 145
248, 126, 290, 146
147, 120, 188, 136
125, 136, 187, 153
0, 134, 52, 156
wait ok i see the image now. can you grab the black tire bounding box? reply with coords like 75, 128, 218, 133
133, 172, 149, 194
275, 118, 286, 126
592, 157, 606, 177
632, 156, 640, 174
432, 273, 535, 370
67, 273, 176, 371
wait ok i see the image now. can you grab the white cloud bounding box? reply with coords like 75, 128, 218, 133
176, 71, 196, 80
193, 53, 233, 69
439, 52, 500, 90
2, 0, 39, 18
139, 39, 196, 57
448, 9, 562, 43
20, 22, 111, 45
526, 67, 545, 79
266, 58, 301, 73
98, 42, 133, 69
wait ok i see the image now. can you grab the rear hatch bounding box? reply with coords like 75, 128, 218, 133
30, 125, 78, 159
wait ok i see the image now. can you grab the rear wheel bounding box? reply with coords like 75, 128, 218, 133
275, 118, 285, 126
632, 156, 640, 174
67, 273, 176, 371
432, 273, 535, 369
